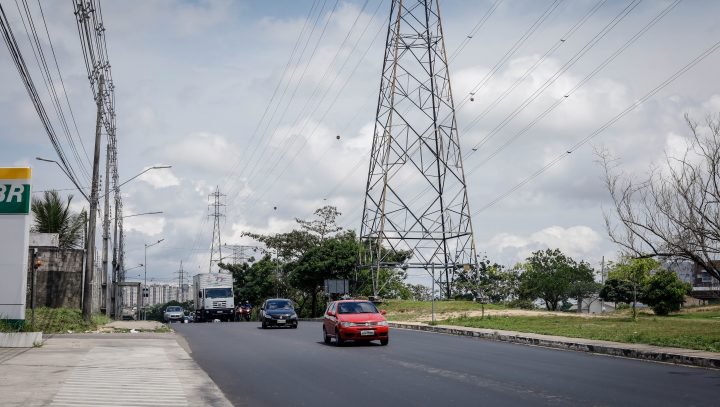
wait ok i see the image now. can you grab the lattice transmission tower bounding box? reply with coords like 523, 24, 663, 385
359, 0, 478, 298
208, 186, 226, 273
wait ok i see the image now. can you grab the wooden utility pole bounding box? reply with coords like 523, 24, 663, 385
84, 74, 104, 321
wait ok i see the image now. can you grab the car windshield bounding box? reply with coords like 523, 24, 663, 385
266, 300, 292, 310
206, 288, 232, 298
337, 301, 378, 314
166, 306, 182, 312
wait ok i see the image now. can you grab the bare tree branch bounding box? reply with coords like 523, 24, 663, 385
596, 114, 720, 282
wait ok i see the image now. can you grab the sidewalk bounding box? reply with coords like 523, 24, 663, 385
0, 329, 232, 406
389, 321, 720, 369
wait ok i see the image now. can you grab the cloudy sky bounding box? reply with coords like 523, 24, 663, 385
2, 0, 719, 285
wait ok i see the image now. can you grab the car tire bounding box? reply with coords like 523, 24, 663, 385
261, 320, 267, 329
292, 323, 298, 329
380, 338, 389, 346
323, 326, 331, 344
335, 329, 344, 347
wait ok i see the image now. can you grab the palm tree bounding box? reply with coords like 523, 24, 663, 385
31, 191, 87, 249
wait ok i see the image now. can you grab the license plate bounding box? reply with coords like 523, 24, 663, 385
277, 319, 286, 324
361, 330, 374, 336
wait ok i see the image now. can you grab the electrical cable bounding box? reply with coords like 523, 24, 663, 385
473, 37, 720, 215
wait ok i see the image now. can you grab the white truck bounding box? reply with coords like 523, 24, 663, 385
193, 273, 235, 322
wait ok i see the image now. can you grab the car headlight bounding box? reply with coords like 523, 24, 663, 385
377, 321, 388, 326
340, 321, 354, 328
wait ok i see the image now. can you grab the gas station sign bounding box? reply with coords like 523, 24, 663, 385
0, 168, 32, 323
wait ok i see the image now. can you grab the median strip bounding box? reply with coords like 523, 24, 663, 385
389, 321, 720, 369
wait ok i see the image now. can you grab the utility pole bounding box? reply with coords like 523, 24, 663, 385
208, 186, 226, 273
84, 74, 104, 321
178, 261, 184, 302
600, 256, 605, 314
102, 143, 111, 314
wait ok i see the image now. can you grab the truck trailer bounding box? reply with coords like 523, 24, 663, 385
193, 273, 235, 322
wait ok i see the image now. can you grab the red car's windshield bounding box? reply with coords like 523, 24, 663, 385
337, 301, 378, 314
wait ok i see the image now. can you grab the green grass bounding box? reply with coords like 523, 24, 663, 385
0, 308, 111, 333
440, 313, 720, 352
380, 299, 506, 321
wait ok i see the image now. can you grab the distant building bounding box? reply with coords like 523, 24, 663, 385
118, 283, 192, 309
664, 260, 720, 301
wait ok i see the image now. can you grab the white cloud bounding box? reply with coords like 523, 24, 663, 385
485, 225, 603, 264
152, 133, 240, 174
124, 215, 166, 237
138, 167, 180, 188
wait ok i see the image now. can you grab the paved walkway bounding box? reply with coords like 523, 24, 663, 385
0, 332, 232, 407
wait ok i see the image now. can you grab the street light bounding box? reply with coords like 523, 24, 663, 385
143, 239, 164, 320
35, 157, 89, 201
122, 211, 163, 219
118, 165, 172, 189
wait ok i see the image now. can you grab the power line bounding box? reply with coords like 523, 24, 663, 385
0, 2, 84, 189
473, 37, 720, 215
232, 1, 386, 208
467, 0, 680, 172
227, 0, 340, 200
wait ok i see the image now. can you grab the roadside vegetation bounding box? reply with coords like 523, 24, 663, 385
0, 308, 110, 333
381, 300, 506, 321
383, 301, 720, 352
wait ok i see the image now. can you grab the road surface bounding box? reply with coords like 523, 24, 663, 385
175, 321, 718, 407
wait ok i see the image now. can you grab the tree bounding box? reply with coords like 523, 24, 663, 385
519, 249, 596, 311
599, 277, 635, 304
642, 268, 691, 316
566, 262, 601, 314
220, 255, 277, 307
607, 257, 655, 320
454, 256, 509, 303
31, 190, 86, 249
598, 113, 720, 283
289, 231, 358, 317
406, 284, 432, 301
295, 205, 342, 241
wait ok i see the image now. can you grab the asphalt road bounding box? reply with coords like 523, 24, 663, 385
175, 321, 719, 407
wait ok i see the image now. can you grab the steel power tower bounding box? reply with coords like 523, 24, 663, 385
359, 0, 478, 299
208, 186, 226, 273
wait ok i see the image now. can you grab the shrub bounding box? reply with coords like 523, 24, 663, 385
642, 269, 692, 316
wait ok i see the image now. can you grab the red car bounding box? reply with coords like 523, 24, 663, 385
323, 300, 389, 346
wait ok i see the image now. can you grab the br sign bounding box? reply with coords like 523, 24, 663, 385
0, 183, 31, 214
0, 168, 32, 323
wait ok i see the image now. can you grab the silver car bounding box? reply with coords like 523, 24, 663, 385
163, 306, 184, 323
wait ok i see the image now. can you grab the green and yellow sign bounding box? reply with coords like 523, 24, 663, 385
0, 168, 31, 215
0, 167, 32, 322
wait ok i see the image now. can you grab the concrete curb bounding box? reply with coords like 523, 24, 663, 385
389, 322, 720, 370
0, 332, 42, 348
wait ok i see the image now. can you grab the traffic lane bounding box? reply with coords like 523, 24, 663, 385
175, 322, 546, 407
175, 322, 719, 407
386, 327, 720, 407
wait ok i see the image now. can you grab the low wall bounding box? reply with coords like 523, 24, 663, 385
26, 248, 83, 309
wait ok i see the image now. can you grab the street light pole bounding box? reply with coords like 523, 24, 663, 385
143, 239, 164, 320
